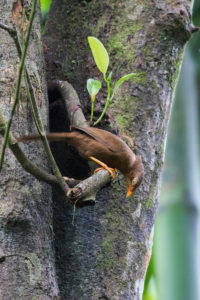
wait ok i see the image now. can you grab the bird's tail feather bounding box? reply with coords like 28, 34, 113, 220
17, 133, 72, 143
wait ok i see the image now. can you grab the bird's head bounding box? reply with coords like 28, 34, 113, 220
126, 156, 144, 198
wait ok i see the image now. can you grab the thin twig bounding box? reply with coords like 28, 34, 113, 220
23, 73, 67, 194
0, 111, 80, 188
0, 24, 21, 60
0, 254, 34, 266
0, 111, 55, 184
0, 23, 16, 35
0, 0, 37, 170
0, 4, 67, 196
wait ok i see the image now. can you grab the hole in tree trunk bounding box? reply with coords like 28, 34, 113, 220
47, 81, 90, 180
48, 82, 93, 298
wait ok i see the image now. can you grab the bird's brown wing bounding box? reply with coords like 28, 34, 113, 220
72, 126, 114, 152
72, 126, 132, 154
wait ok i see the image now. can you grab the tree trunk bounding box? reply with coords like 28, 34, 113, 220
43, 0, 192, 299
0, 1, 59, 299
0, 0, 192, 299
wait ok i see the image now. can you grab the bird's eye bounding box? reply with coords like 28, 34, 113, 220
132, 178, 137, 185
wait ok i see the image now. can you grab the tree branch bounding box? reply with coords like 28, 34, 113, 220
55, 80, 112, 204
0, 111, 79, 189
67, 169, 111, 206
0, 33, 112, 205
57, 80, 88, 127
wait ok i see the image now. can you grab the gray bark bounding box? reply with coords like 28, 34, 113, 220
44, 0, 192, 299
0, 1, 59, 299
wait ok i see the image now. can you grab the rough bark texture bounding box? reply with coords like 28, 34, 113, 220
43, 0, 192, 299
0, 0, 192, 299
0, 1, 59, 299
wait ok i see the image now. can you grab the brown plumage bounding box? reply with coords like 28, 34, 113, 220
17, 126, 144, 197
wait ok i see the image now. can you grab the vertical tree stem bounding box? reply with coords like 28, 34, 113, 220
0, 2, 67, 195
0, 0, 37, 170
24, 72, 67, 194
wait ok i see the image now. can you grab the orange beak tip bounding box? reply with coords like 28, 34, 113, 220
126, 181, 134, 198
126, 189, 133, 198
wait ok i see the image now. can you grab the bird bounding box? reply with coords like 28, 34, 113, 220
17, 126, 144, 197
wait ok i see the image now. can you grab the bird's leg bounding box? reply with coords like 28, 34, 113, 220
89, 156, 117, 179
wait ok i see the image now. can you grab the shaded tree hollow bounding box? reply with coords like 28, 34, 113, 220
47, 82, 90, 180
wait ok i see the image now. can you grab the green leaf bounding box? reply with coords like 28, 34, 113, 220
88, 36, 109, 77
87, 79, 101, 101
40, 0, 52, 15
111, 73, 136, 99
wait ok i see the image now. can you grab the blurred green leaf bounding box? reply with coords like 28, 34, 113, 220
153, 39, 200, 300
143, 247, 158, 300
192, 0, 200, 26
111, 73, 136, 99
87, 79, 101, 101
88, 37, 109, 78
40, 0, 52, 15
143, 277, 158, 300
40, 0, 52, 33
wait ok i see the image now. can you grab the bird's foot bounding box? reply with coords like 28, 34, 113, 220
89, 156, 118, 180
94, 167, 118, 179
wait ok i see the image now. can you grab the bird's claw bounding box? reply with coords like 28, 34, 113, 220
94, 167, 118, 179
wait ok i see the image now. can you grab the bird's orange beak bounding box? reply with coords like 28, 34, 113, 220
126, 181, 134, 198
